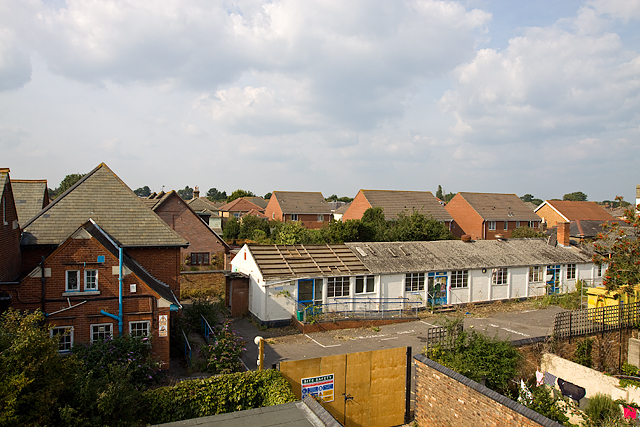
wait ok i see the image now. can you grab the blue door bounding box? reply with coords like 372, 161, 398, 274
428, 272, 448, 305
547, 265, 560, 294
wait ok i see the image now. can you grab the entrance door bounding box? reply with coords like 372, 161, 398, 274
547, 265, 560, 294
298, 279, 323, 316
427, 272, 448, 305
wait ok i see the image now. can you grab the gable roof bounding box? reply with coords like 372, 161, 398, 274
244, 196, 268, 209
219, 197, 265, 213
271, 191, 332, 214
360, 190, 453, 221
535, 200, 617, 222
245, 244, 370, 280
0, 168, 8, 202
345, 239, 591, 274
10, 180, 49, 225
21, 163, 188, 247
188, 197, 221, 215
456, 192, 540, 221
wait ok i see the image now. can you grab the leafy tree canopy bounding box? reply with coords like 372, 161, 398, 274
563, 191, 588, 201
326, 195, 354, 203
177, 186, 194, 200
436, 185, 443, 200
134, 186, 151, 197
510, 226, 546, 239
206, 188, 227, 202
263, 192, 272, 200
227, 189, 255, 203
520, 194, 543, 206
49, 173, 85, 199
435, 185, 455, 203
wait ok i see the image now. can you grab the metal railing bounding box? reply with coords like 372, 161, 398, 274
295, 297, 423, 323
181, 328, 192, 367
200, 314, 217, 344
553, 301, 640, 339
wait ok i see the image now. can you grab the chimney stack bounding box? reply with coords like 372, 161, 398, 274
557, 221, 571, 247
193, 186, 200, 199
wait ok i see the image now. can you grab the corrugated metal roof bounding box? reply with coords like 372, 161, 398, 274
248, 244, 370, 280
345, 239, 592, 274
362, 190, 453, 221
458, 192, 540, 221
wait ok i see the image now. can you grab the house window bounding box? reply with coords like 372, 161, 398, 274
129, 321, 150, 338
516, 221, 520, 228
91, 323, 113, 343
492, 268, 508, 285
504, 221, 509, 231
355, 276, 375, 294
597, 264, 602, 277
488, 221, 496, 231
291, 214, 299, 221
328, 277, 349, 297
66, 270, 80, 291
529, 221, 538, 228
405, 273, 425, 292
317, 214, 324, 222
84, 270, 98, 290
51, 326, 73, 352
529, 266, 543, 283
566, 264, 576, 280
190, 252, 210, 265
451, 271, 468, 288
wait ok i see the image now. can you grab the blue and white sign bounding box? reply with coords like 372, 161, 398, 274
301, 373, 334, 402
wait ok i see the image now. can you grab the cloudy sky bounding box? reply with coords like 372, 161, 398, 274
1, 0, 639, 202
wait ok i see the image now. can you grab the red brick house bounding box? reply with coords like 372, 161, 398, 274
0, 168, 21, 284
342, 189, 453, 225
143, 190, 230, 270
445, 192, 541, 240
12, 163, 187, 367
534, 200, 618, 228
264, 191, 333, 229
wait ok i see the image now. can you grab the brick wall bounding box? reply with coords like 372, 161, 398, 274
296, 213, 331, 229
536, 204, 564, 228
264, 197, 283, 222
180, 271, 226, 299
414, 354, 562, 427
126, 247, 181, 294
0, 180, 21, 282
445, 194, 485, 239
342, 190, 371, 221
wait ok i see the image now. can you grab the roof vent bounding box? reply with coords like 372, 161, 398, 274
355, 247, 367, 257
388, 248, 397, 257
398, 246, 409, 256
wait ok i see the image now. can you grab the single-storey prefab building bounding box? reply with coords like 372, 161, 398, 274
230, 239, 601, 325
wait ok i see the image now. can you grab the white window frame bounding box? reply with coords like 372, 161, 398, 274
405, 273, 425, 292
492, 268, 508, 285
327, 277, 349, 297
291, 214, 299, 221
66, 270, 80, 292
84, 269, 98, 291
597, 264, 602, 277
51, 326, 74, 352
529, 266, 543, 283
355, 275, 375, 294
91, 323, 113, 343
488, 221, 496, 231
317, 214, 324, 222
529, 221, 538, 228
503, 221, 509, 231
129, 321, 150, 338
450, 270, 468, 289
566, 264, 576, 280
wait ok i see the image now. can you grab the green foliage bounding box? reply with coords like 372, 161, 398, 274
49, 173, 86, 199
584, 393, 621, 426
207, 187, 227, 202
238, 214, 270, 240
520, 194, 544, 206
177, 186, 194, 200
390, 211, 453, 241
143, 370, 296, 424
133, 185, 151, 197
436, 185, 443, 200
510, 226, 546, 238
563, 191, 588, 201
180, 298, 221, 334
263, 192, 272, 199
223, 217, 241, 240
618, 363, 640, 388
519, 384, 570, 425
424, 318, 520, 394
326, 194, 353, 202
536, 280, 584, 310
227, 189, 255, 202
199, 321, 245, 374
0, 309, 77, 427
572, 338, 593, 368
272, 220, 312, 244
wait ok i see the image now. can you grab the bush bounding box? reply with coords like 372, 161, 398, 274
572, 338, 593, 368
584, 393, 621, 426
199, 320, 246, 374
180, 298, 221, 334
519, 384, 570, 425
143, 370, 296, 424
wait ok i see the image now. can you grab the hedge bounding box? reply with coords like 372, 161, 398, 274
143, 370, 296, 424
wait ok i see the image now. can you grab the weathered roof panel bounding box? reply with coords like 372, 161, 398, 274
11, 180, 49, 225
362, 190, 453, 221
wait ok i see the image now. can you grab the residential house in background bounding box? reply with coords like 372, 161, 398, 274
186, 187, 224, 234
265, 191, 333, 229
534, 200, 618, 228
143, 191, 230, 270
0, 168, 21, 284
11, 178, 50, 226
331, 202, 351, 222
445, 192, 541, 240
341, 190, 453, 226
231, 239, 598, 326
219, 198, 266, 230
244, 196, 268, 210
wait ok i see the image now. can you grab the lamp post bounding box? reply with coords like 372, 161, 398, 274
254, 336, 264, 370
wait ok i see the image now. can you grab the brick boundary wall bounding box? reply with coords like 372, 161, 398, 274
414, 354, 563, 427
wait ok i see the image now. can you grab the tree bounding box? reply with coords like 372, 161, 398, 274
134, 186, 151, 197
563, 191, 588, 202
223, 217, 241, 240
436, 185, 444, 200
227, 189, 255, 203
177, 186, 193, 200
521, 194, 544, 206
326, 194, 338, 202
272, 221, 310, 245
207, 188, 227, 202
510, 226, 546, 239
390, 212, 453, 242
238, 215, 270, 240
49, 173, 85, 199
263, 192, 272, 200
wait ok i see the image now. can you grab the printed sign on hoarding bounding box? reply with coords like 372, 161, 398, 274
301, 373, 334, 402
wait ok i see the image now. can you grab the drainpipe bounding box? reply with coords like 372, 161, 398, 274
101, 247, 123, 335
41, 256, 46, 312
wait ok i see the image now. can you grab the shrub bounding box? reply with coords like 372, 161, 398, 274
519, 384, 570, 424
180, 298, 221, 334
584, 393, 621, 426
199, 320, 246, 374
572, 338, 593, 368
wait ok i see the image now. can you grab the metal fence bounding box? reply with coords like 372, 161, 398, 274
200, 314, 217, 344
295, 297, 423, 323
181, 328, 192, 367
553, 301, 640, 339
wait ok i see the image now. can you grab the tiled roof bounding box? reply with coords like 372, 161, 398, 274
272, 191, 332, 214
21, 163, 188, 247
11, 180, 49, 224
0, 169, 8, 202
246, 244, 370, 280
345, 239, 591, 274
458, 192, 540, 221
334, 203, 351, 215
536, 200, 618, 222
242, 209, 268, 219
244, 196, 268, 209
188, 197, 221, 215
219, 197, 265, 213
361, 190, 452, 221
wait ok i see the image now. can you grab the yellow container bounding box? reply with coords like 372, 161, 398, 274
586, 285, 640, 324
